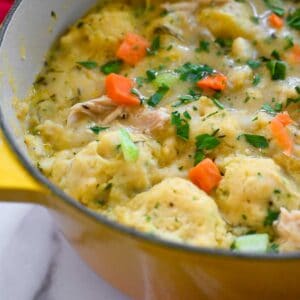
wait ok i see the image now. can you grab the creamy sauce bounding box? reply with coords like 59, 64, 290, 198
18, 0, 300, 253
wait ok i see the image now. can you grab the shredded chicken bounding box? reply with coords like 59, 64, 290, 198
276, 208, 300, 251
68, 96, 169, 132
158, 1, 222, 42
162, 0, 228, 13
128, 108, 170, 133
67, 96, 124, 126
154, 24, 184, 41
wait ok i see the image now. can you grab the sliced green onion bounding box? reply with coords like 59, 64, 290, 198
153, 72, 178, 88
119, 128, 139, 162
234, 234, 269, 253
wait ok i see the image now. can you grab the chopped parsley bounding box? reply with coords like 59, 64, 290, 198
266, 60, 286, 80
77, 61, 98, 70
271, 50, 281, 60
287, 8, 300, 30
247, 60, 261, 70
252, 74, 261, 86
171, 111, 190, 141
196, 40, 210, 53
176, 62, 213, 82
147, 35, 161, 55
147, 84, 169, 107
183, 111, 191, 120
146, 69, 157, 81
264, 209, 280, 226
135, 76, 145, 88
215, 38, 233, 50
89, 126, 109, 134
286, 97, 300, 107
100, 60, 123, 75
240, 134, 269, 149
261, 103, 282, 115
212, 98, 225, 109
284, 36, 294, 50
263, 0, 285, 16
194, 134, 220, 165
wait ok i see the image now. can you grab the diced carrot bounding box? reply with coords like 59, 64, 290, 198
287, 45, 300, 64
105, 73, 140, 106
116, 33, 150, 66
270, 118, 293, 156
268, 13, 284, 29
189, 158, 222, 194
275, 112, 293, 127
197, 73, 227, 91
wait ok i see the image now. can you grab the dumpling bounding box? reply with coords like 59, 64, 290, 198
116, 177, 232, 248
216, 155, 300, 230
198, 1, 258, 39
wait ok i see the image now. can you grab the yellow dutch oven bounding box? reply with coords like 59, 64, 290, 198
1, 1, 300, 299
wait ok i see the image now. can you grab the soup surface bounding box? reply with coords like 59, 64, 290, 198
18, 0, 300, 253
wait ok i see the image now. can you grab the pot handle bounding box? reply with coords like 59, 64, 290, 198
0, 133, 48, 203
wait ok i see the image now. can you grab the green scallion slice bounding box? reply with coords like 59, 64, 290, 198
119, 128, 139, 162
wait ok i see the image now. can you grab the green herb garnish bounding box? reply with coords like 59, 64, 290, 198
176, 62, 213, 82
241, 134, 269, 148
194, 134, 220, 165
196, 40, 210, 53
264, 209, 280, 226
271, 50, 281, 60
100, 60, 123, 75
89, 126, 109, 134
247, 60, 261, 70
171, 111, 190, 141
212, 98, 225, 109
252, 74, 261, 86
215, 37, 233, 49
146, 69, 157, 81
147, 84, 170, 107
261, 103, 282, 115
263, 0, 285, 16
287, 9, 300, 30
147, 35, 161, 55
77, 61, 98, 70
266, 60, 286, 80
135, 77, 145, 88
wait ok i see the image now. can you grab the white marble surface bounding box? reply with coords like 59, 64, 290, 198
0, 203, 129, 300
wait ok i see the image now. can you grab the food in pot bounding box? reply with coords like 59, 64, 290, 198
18, 0, 300, 253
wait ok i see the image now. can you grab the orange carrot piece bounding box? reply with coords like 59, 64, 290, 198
189, 158, 222, 194
275, 112, 293, 127
270, 118, 293, 156
116, 33, 150, 66
106, 73, 140, 106
197, 73, 227, 91
288, 45, 300, 64
268, 13, 284, 29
